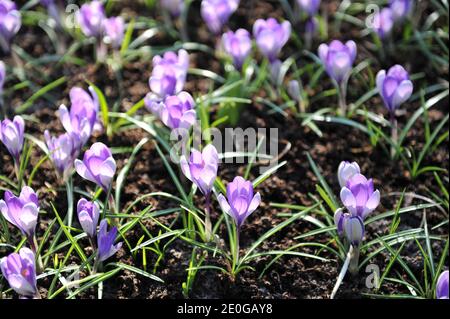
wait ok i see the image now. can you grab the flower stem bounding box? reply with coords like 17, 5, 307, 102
338, 81, 348, 116
348, 244, 360, 276
14, 160, 21, 188
29, 235, 44, 274
96, 38, 107, 64
65, 177, 74, 232
204, 193, 213, 242
390, 113, 398, 159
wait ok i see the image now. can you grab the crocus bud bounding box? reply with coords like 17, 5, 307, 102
390, 0, 412, 21
343, 215, 365, 246
0, 60, 5, 94
305, 17, 318, 35
160, 0, 185, 17
334, 208, 346, 236
297, 0, 321, 16
436, 270, 449, 299
0, 0, 21, 51
318, 40, 357, 85
59, 86, 99, 146
201, 0, 240, 34
75, 142, 117, 191
103, 16, 125, 49
337, 161, 360, 188
222, 29, 252, 70
287, 80, 301, 102
0, 115, 25, 163
372, 7, 394, 39
376, 65, 413, 114
97, 219, 122, 262
0, 247, 37, 298
145, 49, 189, 112
77, 0, 106, 38
180, 144, 219, 195
44, 130, 80, 182
0, 186, 39, 239
77, 198, 100, 239
340, 173, 380, 219
217, 176, 261, 229
253, 18, 291, 63
160, 91, 197, 130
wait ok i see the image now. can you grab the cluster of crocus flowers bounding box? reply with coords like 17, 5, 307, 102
75, 142, 117, 192
145, 49, 190, 115
371, 0, 412, 39
0, 115, 25, 174
0, 0, 21, 53
222, 29, 252, 70
160, 0, 185, 18
334, 161, 380, 274
296, 0, 320, 44
318, 40, 357, 115
436, 270, 449, 299
201, 0, 240, 35
77, 1, 125, 61
1, 247, 38, 299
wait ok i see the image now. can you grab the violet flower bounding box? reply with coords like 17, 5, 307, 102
436, 270, 449, 299
372, 7, 394, 39
160, 0, 185, 17
297, 0, 321, 16
75, 142, 117, 191
44, 130, 80, 182
145, 49, 189, 115
337, 161, 360, 188
217, 176, 261, 229
0, 186, 39, 239
318, 40, 357, 86
201, 0, 240, 35
180, 144, 219, 196
0, 60, 5, 95
340, 173, 380, 220
0, 115, 25, 165
103, 16, 125, 49
253, 18, 291, 63
77, 198, 100, 239
222, 29, 252, 70
160, 91, 197, 130
59, 86, 99, 146
1, 247, 38, 298
376, 64, 413, 115
77, 0, 106, 38
390, 0, 412, 22
0, 0, 21, 53
97, 219, 122, 262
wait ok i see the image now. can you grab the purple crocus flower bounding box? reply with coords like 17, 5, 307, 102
390, 0, 412, 22
201, 0, 240, 34
343, 215, 365, 246
75, 142, 117, 191
77, 198, 100, 239
436, 270, 449, 299
160, 91, 197, 130
0, 60, 5, 94
318, 40, 357, 85
1, 247, 37, 298
103, 16, 125, 49
338, 161, 360, 188
59, 86, 99, 146
160, 0, 185, 17
145, 49, 189, 115
0, 186, 39, 239
217, 176, 261, 228
77, 0, 106, 38
376, 65, 413, 114
372, 7, 394, 39
340, 173, 380, 219
44, 130, 80, 182
97, 219, 122, 262
222, 29, 252, 70
0, 0, 21, 51
180, 144, 219, 195
253, 18, 291, 63
0, 115, 25, 164
297, 0, 321, 16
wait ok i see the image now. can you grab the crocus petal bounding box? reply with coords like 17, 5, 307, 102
340, 187, 357, 215
391, 80, 413, 109
362, 190, 380, 218
217, 193, 232, 216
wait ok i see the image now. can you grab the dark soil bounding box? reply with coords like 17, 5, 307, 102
0, 1, 448, 299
